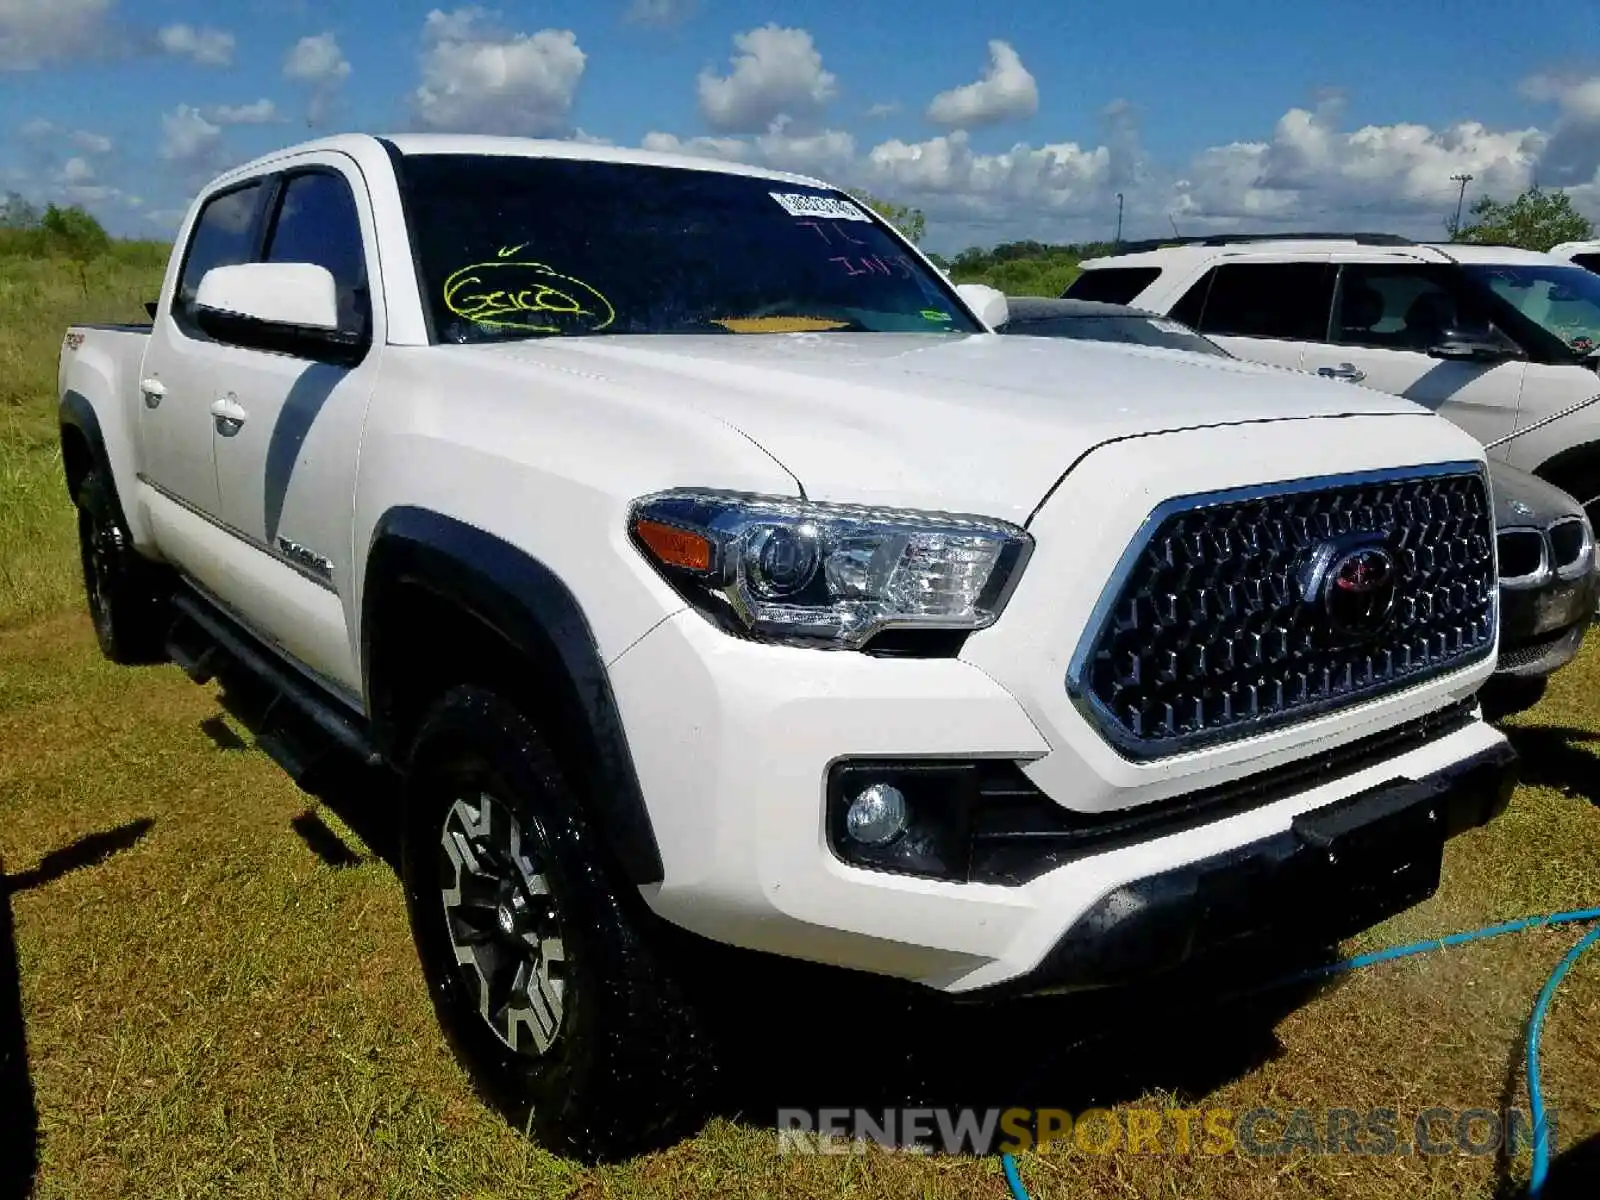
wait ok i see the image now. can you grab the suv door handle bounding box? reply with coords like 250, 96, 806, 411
140, 378, 165, 408
1317, 362, 1367, 383
209, 395, 247, 435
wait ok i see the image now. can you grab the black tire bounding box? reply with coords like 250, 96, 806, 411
399, 685, 714, 1162
75, 469, 170, 665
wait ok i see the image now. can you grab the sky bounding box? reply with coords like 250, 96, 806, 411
3, 0, 1600, 253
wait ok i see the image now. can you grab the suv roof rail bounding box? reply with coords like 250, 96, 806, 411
1094, 231, 1417, 256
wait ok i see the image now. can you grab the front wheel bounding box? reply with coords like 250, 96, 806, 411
399, 685, 714, 1162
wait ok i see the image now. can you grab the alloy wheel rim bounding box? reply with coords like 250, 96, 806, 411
439, 791, 567, 1056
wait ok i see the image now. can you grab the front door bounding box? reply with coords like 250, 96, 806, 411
208, 159, 385, 696
1300, 259, 1528, 454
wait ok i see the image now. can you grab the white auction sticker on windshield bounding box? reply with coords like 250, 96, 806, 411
770, 192, 871, 221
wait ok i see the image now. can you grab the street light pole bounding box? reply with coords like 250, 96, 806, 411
1115, 192, 1124, 247
1450, 173, 1474, 240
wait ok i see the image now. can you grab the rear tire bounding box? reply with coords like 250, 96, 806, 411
399, 685, 714, 1162
74, 469, 170, 664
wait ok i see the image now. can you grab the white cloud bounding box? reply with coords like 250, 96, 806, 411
71, 129, 112, 154
864, 101, 900, 120
0, 0, 112, 69
208, 99, 282, 125
926, 40, 1038, 130
1521, 71, 1600, 188
625, 0, 696, 26
1171, 95, 1542, 230
58, 156, 94, 184
16, 118, 112, 155
284, 30, 350, 84
411, 7, 586, 136
697, 25, 836, 134
640, 130, 749, 160
284, 31, 351, 124
157, 23, 234, 66
158, 104, 224, 171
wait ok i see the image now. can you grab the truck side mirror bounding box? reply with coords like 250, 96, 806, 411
193, 262, 364, 364
955, 283, 1009, 330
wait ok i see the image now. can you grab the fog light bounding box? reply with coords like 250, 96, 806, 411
845, 783, 908, 845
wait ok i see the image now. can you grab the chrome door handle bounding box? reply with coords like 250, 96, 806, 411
140, 378, 165, 408
1317, 362, 1367, 383
209, 395, 247, 435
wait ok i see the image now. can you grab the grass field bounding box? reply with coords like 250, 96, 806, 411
3, 246, 1600, 1198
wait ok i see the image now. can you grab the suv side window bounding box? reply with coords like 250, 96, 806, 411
1062, 266, 1161, 304
1332, 264, 1492, 352
263, 170, 370, 337
1193, 262, 1335, 341
1570, 253, 1600, 274
174, 182, 266, 335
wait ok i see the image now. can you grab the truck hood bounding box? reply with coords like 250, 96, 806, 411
474, 332, 1427, 523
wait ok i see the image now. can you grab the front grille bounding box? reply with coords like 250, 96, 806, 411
1548, 517, 1590, 574
1497, 528, 1546, 581
1069, 465, 1496, 759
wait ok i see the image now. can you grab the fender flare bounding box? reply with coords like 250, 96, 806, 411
59, 389, 109, 499
361, 506, 665, 886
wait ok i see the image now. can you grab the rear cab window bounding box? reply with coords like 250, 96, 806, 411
1062, 266, 1162, 305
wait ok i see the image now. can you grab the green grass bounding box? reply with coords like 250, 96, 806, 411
3, 245, 1600, 1198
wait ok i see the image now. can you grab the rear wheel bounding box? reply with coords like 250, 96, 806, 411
399, 685, 714, 1161
74, 469, 169, 664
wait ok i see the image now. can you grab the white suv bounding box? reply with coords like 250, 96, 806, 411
1070, 234, 1600, 521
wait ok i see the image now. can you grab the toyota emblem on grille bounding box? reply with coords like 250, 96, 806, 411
1323, 544, 1397, 636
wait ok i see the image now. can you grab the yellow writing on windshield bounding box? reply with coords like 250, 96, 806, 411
443, 247, 615, 333
712, 316, 851, 334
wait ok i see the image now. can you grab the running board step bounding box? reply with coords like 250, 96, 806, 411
170, 590, 383, 768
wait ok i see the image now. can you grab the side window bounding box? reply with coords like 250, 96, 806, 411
1571, 253, 1600, 275
1062, 266, 1161, 304
1168, 269, 1213, 329
263, 171, 370, 337
1194, 263, 1335, 341
1331, 264, 1491, 352
175, 182, 265, 333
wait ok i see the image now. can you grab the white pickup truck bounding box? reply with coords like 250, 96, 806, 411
60, 134, 1516, 1160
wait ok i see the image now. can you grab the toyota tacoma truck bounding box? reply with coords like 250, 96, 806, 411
60, 134, 1516, 1160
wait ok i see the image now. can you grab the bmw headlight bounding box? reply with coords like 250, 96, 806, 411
627, 490, 1033, 649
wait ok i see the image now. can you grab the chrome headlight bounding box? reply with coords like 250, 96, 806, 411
627, 490, 1033, 649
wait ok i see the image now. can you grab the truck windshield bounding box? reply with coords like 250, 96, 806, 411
397, 153, 979, 343
1463, 263, 1600, 357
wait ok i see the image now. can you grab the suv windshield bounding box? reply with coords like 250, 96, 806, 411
398, 154, 979, 343
1463, 263, 1600, 356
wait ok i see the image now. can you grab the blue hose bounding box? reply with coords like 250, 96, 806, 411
998, 906, 1600, 1200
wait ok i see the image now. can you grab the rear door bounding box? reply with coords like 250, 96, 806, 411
1173, 256, 1336, 372
136, 180, 271, 516
1299, 256, 1527, 452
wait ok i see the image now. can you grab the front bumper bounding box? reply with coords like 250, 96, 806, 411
1494, 571, 1599, 680
608, 607, 1512, 993
967, 738, 1516, 998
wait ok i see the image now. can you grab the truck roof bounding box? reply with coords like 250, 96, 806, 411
212, 132, 836, 192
